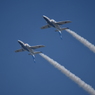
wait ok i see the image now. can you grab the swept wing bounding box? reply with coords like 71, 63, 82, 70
41, 25, 51, 29
56, 20, 71, 25
30, 45, 45, 49
15, 48, 24, 52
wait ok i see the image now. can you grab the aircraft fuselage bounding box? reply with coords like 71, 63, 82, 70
43, 15, 61, 31
18, 40, 34, 54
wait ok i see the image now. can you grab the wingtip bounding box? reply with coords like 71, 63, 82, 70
43, 45, 45, 47
41, 45, 45, 47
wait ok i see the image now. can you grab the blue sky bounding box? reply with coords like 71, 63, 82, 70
0, 0, 95, 95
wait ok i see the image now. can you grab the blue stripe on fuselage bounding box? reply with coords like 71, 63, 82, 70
18, 42, 29, 51
43, 17, 55, 27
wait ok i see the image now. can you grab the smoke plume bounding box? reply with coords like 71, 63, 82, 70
66, 29, 95, 53
39, 53, 95, 95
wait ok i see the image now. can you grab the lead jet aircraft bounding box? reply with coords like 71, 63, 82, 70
41, 15, 71, 39
15, 40, 45, 63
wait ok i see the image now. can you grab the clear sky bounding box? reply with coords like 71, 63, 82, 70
0, 0, 95, 95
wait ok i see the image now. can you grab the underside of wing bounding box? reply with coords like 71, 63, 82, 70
15, 48, 24, 52
41, 25, 51, 29
30, 45, 45, 49
56, 20, 71, 25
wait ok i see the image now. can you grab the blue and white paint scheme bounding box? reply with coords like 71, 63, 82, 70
41, 15, 71, 39
15, 40, 45, 63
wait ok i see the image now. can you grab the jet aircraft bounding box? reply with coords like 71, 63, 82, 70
15, 40, 45, 63
41, 15, 71, 39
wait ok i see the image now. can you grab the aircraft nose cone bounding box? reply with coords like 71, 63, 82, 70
18, 40, 21, 43
43, 15, 46, 17
18, 40, 20, 42
17, 40, 24, 46
43, 15, 49, 21
43, 15, 47, 19
43, 15, 45, 19
18, 40, 23, 44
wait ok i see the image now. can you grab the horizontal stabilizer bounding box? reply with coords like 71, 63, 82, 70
28, 51, 42, 55
61, 27, 69, 31
34, 51, 42, 54
55, 27, 69, 32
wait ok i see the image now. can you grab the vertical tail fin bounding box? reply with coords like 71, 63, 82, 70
55, 27, 69, 39
32, 55, 36, 63
28, 53, 36, 63
58, 31, 62, 40
28, 51, 42, 63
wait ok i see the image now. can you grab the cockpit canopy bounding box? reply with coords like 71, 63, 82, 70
51, 19, 56, 23
25, 43, 30, 47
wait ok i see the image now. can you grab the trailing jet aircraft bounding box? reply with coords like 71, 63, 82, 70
15, 40, 45, 63
41, 15, 71, 39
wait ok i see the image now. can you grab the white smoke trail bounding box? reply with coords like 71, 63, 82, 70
39, 53, 95, 95
66, 29, 95, 53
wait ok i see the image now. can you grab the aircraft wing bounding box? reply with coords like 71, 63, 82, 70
56, 20, 71, 25
30, 45, 45, 49
15, 48, 24, 52
41, 25, 51, 29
